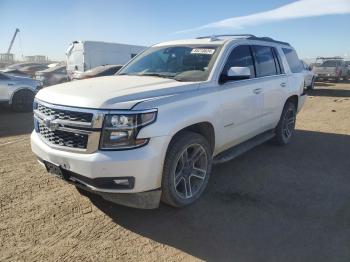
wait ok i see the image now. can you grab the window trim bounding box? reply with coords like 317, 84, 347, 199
272, 47, 285, 74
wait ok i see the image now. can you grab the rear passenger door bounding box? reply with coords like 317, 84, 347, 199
252, 45, 288, 130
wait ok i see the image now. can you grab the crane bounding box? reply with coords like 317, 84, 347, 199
7, 28, 20, 54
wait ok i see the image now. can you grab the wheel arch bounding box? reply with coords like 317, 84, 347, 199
167, 122, 216, 154
285, 94, 298, 109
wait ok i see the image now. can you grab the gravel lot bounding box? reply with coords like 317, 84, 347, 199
1, 82, 349, 262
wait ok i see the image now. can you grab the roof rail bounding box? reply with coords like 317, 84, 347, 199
196, 34, 255, 39
196, 34, 291, 46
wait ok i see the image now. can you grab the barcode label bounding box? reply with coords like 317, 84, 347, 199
191, 48, 215, 55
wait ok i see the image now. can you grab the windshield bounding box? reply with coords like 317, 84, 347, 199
320, 60, 339, 67
118, 45, 221, 82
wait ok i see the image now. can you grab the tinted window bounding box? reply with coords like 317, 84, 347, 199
320, 60, 339, 67
282, 48, 303, 73
222, 45, 255, 80
253, 46, 278, 77
272, 48, 285, 74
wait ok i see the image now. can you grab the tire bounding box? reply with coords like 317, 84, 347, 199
273, 101, 297, 145
11, 90, 35, 112
307, 77, 315, 90
161, 131, 212, 207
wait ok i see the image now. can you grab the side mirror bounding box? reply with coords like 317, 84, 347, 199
220, 66, 251, 83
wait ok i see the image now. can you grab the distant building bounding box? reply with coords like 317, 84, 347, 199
24, 55, 48, 63
0, 53, 14, 62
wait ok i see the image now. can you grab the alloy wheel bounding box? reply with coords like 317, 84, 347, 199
173, 144, 208, 199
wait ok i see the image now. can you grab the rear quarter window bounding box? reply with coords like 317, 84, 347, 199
282, 48, 303, 73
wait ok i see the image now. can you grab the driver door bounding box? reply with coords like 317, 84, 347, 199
217, 45, 264, 150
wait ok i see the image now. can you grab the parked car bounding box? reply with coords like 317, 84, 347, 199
0, 68, 31, 78
35, 65, 68, 86
0, 72, 42, 111
345, 61, 350, 80
6, 62, 43, 70
31, 35, 306, 209
20, 64, 50, 78
72, 64, 123, 80
313, 57, 347, 82
301, 60, 316, 89
66, 40, 145, 80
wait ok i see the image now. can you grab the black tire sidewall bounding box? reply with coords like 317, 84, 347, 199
12, 90, 34, 112
275, 102, 297, 145
161, 132, 212, 207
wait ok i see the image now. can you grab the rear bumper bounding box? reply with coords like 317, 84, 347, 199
298, 93, 307, 113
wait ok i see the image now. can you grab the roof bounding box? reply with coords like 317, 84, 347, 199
154, 34, 291, 47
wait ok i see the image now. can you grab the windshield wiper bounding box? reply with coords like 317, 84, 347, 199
137, 73, 179, 81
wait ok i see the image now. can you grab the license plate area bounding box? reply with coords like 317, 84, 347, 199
44, 161, 67, 180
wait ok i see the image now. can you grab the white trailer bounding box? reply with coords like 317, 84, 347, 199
66, 41, 145, 78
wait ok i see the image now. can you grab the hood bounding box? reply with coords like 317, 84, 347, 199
36, 75, 199, 109
10, 74, 39, 82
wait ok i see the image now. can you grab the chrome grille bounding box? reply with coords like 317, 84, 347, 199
34, 100, 104, 153
37, 103, 93, 123
38, 123, 88, 149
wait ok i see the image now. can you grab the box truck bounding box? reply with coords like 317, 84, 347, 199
66, 41, 145, 79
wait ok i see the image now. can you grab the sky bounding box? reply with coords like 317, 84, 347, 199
0, 0, 349, 61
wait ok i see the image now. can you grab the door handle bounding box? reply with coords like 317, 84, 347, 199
253, 88, 262, 94
280, 82, 287, 87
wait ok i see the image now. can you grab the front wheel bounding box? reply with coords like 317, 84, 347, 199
161, 131, 212, 207
273, 101, 297, 145
11, 90, 34, 112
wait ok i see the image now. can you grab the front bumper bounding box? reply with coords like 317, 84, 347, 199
315, 73, 338, 79
31, 131, 171, 208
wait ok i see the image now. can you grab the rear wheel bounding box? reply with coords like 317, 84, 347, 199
273, 101, 297, 145
161, 131, 212, 207
11, 90, 34, 112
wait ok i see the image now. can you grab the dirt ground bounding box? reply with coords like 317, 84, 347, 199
0, 82, 349, 262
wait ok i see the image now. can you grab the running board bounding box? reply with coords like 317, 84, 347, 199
213, 130, 275, 165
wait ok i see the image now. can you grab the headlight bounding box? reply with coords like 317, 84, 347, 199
100, 110, 157, 150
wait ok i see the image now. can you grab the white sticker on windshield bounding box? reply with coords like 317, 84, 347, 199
191, 48, 215, 55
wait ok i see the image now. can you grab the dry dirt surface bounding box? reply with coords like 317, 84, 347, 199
1, 82, 350, 262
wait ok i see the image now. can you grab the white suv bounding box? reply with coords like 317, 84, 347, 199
31, 35, 306, 209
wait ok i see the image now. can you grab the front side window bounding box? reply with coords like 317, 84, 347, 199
253, 45, 278, 77
221, 45, 255, 80
118, 45, 221, 82
282, 48, 303, 73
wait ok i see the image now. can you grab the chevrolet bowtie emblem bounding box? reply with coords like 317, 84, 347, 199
44, 116, 59, 131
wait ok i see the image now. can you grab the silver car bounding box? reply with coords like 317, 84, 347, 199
0, 72, 42, 112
